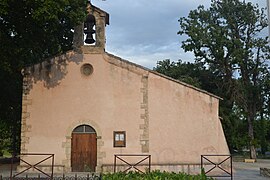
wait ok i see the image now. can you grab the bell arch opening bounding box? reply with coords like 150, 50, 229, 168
84, 14, 96, 45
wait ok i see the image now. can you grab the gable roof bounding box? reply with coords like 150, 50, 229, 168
91, 4, 109, 25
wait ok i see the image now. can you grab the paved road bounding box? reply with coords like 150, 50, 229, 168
232, 160, 270, 180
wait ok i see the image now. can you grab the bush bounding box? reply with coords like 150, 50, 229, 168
102, 170, 213, 180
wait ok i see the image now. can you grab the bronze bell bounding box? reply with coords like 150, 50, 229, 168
85, 33, 95, 44
84, 14, 96, 44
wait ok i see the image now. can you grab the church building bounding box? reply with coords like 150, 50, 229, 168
20, 3, 229, 173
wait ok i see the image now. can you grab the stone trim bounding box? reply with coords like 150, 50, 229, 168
63, 119, 105, 173
20, 75, 33, 154
140, 74, 149, 153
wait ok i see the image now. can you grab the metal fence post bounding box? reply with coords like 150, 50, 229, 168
51, 154, 54, 179
114, 155, 116, 173
149, 155, 151, 172
200, 155, 203, 171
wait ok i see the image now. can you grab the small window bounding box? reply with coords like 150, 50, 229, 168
114, 131, 126, 147
81, 63, 93, 76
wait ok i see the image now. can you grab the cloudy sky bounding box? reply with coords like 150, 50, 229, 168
92, 0, 267, 69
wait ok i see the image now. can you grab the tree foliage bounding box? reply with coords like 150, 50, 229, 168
154, 59, 220, 93
178, 0, 270, 158
0, 0, 87, 155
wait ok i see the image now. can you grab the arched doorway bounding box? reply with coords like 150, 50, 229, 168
71, 125, 97, 172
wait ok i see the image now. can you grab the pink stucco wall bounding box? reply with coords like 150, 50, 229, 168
20, 49, 229, 172
148, 73, 228, 164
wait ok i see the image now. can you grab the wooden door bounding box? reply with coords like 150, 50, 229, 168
71, 133, 97, 172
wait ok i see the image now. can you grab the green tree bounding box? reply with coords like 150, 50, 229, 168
154, 59, 221, 94
178, 0, 270, 158
154, 59, 202, 88
0, 0, 87, 155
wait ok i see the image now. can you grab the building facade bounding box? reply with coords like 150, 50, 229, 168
20, 4, 229, 173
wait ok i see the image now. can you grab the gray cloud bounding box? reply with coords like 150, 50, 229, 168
93, 0, 267, 69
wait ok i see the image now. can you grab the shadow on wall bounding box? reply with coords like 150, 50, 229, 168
22, 51, 83, 94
